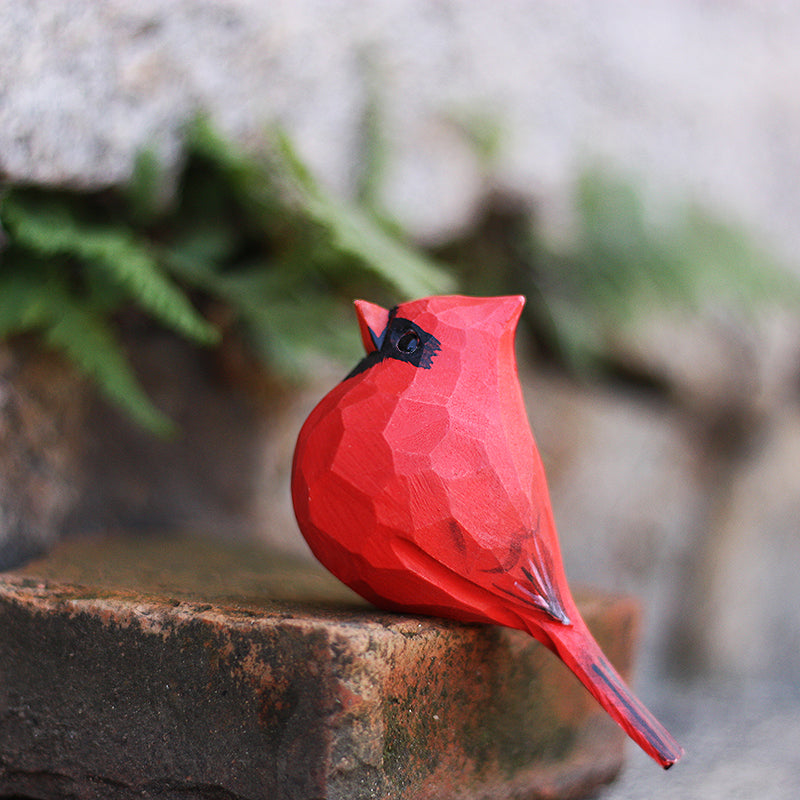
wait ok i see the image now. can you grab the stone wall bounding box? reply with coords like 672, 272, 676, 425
4, 1, 800, 259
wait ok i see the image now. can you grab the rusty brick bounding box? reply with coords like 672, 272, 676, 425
0, 536, 640, 799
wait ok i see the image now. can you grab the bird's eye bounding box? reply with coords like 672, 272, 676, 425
396, 329, 420, 354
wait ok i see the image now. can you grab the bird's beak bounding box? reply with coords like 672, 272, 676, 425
354, 300, 390, 353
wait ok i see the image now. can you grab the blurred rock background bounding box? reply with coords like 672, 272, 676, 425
2, 1, 800, 796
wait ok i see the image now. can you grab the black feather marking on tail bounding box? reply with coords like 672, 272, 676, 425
591, 659, 679, 768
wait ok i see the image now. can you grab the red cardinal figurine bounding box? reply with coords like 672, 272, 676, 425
292, 294, 683, 769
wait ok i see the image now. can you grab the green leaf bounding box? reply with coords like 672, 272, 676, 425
44, 301, 175, 436
242, 292, 362, 379
2, 192, 219, 345
532, 167, 800, 374
0, 265, 59, 339
126, 149, 166, 225
274, 132, 456, 299
0, 258, 174, 436
186, 120, 457, 300
305, 196, 455, 298
0, 121, 465, 434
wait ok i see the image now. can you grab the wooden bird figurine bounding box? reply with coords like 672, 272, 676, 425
291, 294, 683, 768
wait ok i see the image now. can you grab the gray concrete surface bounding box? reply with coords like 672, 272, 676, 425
601, 677, 800, 799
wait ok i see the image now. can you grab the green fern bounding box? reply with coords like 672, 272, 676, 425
528, 168, 800, 372
161, 120, 457, 374
0, 268, 57, 339
185, 120, 456, 299
2, 192, 218, 345
0, 121, 459, 434
0, 256, 174, 434
43, 297, 175, 436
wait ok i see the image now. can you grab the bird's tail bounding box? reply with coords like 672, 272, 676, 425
537, 616, 684, 769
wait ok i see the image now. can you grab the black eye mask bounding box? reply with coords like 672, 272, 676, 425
345, 310, 441, 380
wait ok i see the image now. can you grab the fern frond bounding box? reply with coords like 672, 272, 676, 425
186, 120, 456, 299
126, 149, 166, 225
573, 169, 800, 314
274, 131, 456, 299
242, 292, 362, 379
43, 300, 175, 436
2, 192, 219, 345
308, 198, 455, 298
534, 168, 800, 372
0, 256, 174, 435
0, 263, 59, 338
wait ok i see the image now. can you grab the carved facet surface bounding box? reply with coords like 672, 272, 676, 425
292, 294, 683, 769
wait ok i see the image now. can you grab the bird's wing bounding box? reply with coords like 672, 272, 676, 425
391, 515, 573, 629
481, 524, 572, 625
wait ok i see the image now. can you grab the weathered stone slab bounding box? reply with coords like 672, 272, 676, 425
0, 535, 639, 800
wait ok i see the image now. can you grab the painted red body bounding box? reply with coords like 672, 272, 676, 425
292, 294, 683, 768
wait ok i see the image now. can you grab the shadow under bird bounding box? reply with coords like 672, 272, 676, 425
292, 294, 683, 769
